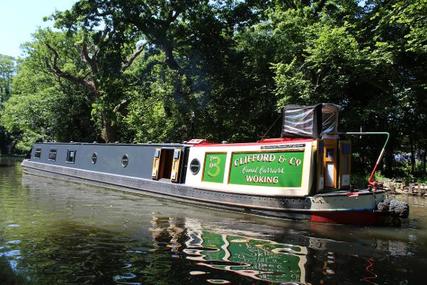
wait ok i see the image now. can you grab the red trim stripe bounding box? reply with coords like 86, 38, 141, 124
310, 211, 384, 225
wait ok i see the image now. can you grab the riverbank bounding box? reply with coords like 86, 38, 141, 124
382, 179, 427, 197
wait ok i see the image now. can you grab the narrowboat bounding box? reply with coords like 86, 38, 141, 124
21, 104, 409, 226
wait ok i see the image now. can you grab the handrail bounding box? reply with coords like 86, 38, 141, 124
339, 132, 390, 190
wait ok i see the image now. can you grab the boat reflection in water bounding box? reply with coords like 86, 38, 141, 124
150, 216, 308, 284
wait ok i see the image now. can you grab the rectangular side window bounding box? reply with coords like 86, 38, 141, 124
34, 148, 42, 158
66, 150, 76, 163
48, 149, 57, 161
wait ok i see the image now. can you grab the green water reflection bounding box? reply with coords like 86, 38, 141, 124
187, 229, 306, 283
1, 157, 427, 284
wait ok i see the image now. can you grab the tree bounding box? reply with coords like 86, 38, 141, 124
52, 0, 278, 142
0, 54, 15, 106
1, 0, 426, 179
244, 0, 427, 176
0, 54, 16, 154
41, 0, 148, 142
0, 31, 96, 151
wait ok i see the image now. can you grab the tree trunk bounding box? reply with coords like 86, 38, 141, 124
383, 148, 394, 177
101, 115, 118, 143
410, 135, 416, 174
423, 145, 426, 175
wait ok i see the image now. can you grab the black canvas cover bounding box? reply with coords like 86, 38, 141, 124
321, 103, 340, 135
281, 103, 340, 138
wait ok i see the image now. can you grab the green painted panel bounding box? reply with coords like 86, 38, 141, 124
202, 153, 227, 183
229, 151, 304, 187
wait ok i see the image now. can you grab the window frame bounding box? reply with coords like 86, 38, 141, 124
66, 150, 77, 164
48, 149, 57, 161
34, 148, 42, 159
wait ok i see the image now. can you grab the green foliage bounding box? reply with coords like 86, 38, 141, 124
124, 55, 179, 142
0, 30, 96, 151
0, 54, 16, 153
0, 0, 426, 178
274, 59, 313, 107
2, 88, 55, 150
0, 54, 15, 105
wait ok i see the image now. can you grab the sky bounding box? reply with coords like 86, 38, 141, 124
0, 0, 77, 58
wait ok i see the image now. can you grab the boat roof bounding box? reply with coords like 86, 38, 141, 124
193, 137, 314, 147
33, 142, 190, 147
33, 137, 314, 149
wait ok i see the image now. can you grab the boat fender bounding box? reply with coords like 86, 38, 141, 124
377, 199, 409, 218
376, 198, 390, 212
389, 199, 409, 218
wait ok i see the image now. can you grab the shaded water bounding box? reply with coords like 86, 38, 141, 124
0, 157, 426, 284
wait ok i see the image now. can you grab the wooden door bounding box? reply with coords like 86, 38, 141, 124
323, 140, 338, 188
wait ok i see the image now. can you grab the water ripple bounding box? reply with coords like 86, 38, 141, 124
0, 158, 424, 284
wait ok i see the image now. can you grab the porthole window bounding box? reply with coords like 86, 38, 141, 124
190, 159, 200, 175
121, 154, 129, 168
91, 153, 98, 164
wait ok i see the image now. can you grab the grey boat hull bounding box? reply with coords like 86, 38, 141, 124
22, 160, 313, 220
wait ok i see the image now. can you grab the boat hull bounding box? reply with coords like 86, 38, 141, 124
21, 160, 388, 225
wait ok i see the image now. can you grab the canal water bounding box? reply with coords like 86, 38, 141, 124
0, 157, 426, 284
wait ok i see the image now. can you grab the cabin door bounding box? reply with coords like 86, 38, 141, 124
338, 140, 351, 189
151, 148, 174, 180
323, 140, 338, 188
152, 148, 161, 180
170, 148, 183, 183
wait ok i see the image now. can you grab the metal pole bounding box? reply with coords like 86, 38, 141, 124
339, 132, 390, 189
